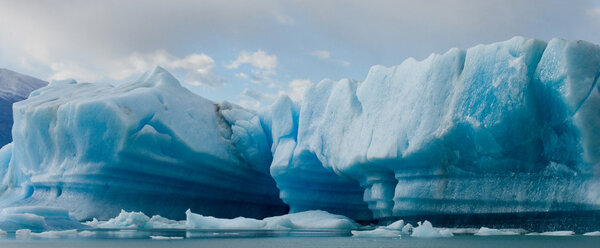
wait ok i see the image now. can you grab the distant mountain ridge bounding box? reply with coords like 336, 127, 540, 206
0, 68, 47, 146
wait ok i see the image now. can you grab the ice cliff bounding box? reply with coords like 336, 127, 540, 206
263, 37, 600, 220
1, 37, 600, 225
0, 67, 287, 221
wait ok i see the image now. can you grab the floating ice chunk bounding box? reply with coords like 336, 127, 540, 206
351, 227, 401, 238
539, 231, 575, 236
93, 210, 150, 229
401, 223, 414, 235
438, 229, 455, 237
31, 229, 78, 238
526, 231, 575, 236
186, 209, 358, 230
150, 235, 184, 240
186, 209, 265, 229
474, 227, 520, 236
0, 228, 6, 236
443, 228, 480, 234
263, 210, 359, 230
385, 220, 404, 230
583, 231, 600, 236
86, 210, 185, 229
411, 221, 453, 238
15, 229, 32, 239
146, 215, 186, 229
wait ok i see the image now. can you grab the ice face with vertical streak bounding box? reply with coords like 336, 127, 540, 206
267, 37, 600, 220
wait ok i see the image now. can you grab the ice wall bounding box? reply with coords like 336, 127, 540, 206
266, 37, 600, 219
0, 67, 287, 220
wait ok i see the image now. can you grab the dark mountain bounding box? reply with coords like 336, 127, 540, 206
0, 68, 47, 146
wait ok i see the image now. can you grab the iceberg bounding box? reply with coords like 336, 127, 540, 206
1, 37, 600, 231
0, 67, 286, 221
265, 37, 600, 224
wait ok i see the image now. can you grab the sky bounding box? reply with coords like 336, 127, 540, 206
1, 0, 600, 109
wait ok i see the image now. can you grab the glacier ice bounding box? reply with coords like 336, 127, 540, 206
0, 67, 286, 221
264, 37, 600, 221
0, 37, 600, 230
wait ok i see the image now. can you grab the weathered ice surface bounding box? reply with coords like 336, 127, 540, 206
0, 67, 287, 221
265, 37, 600, 220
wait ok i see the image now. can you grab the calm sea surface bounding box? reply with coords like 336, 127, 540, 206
0, 230, 599, 248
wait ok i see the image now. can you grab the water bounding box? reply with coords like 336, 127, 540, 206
1, 230, 599, 248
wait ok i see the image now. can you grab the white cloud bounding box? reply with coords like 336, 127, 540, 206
238, 99, 262, 110
49, 62, 101, 82
588, 7, 600, 17
310, 50, 350, 67
226, 50, 278, 71
47, 50, 224, 87
286, 79, 313, 102
227, 50, 279, 86
339, 60, 351, 67
109, 50, 223, 87
241, 88, 276, 101
311, 50, 331, 60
